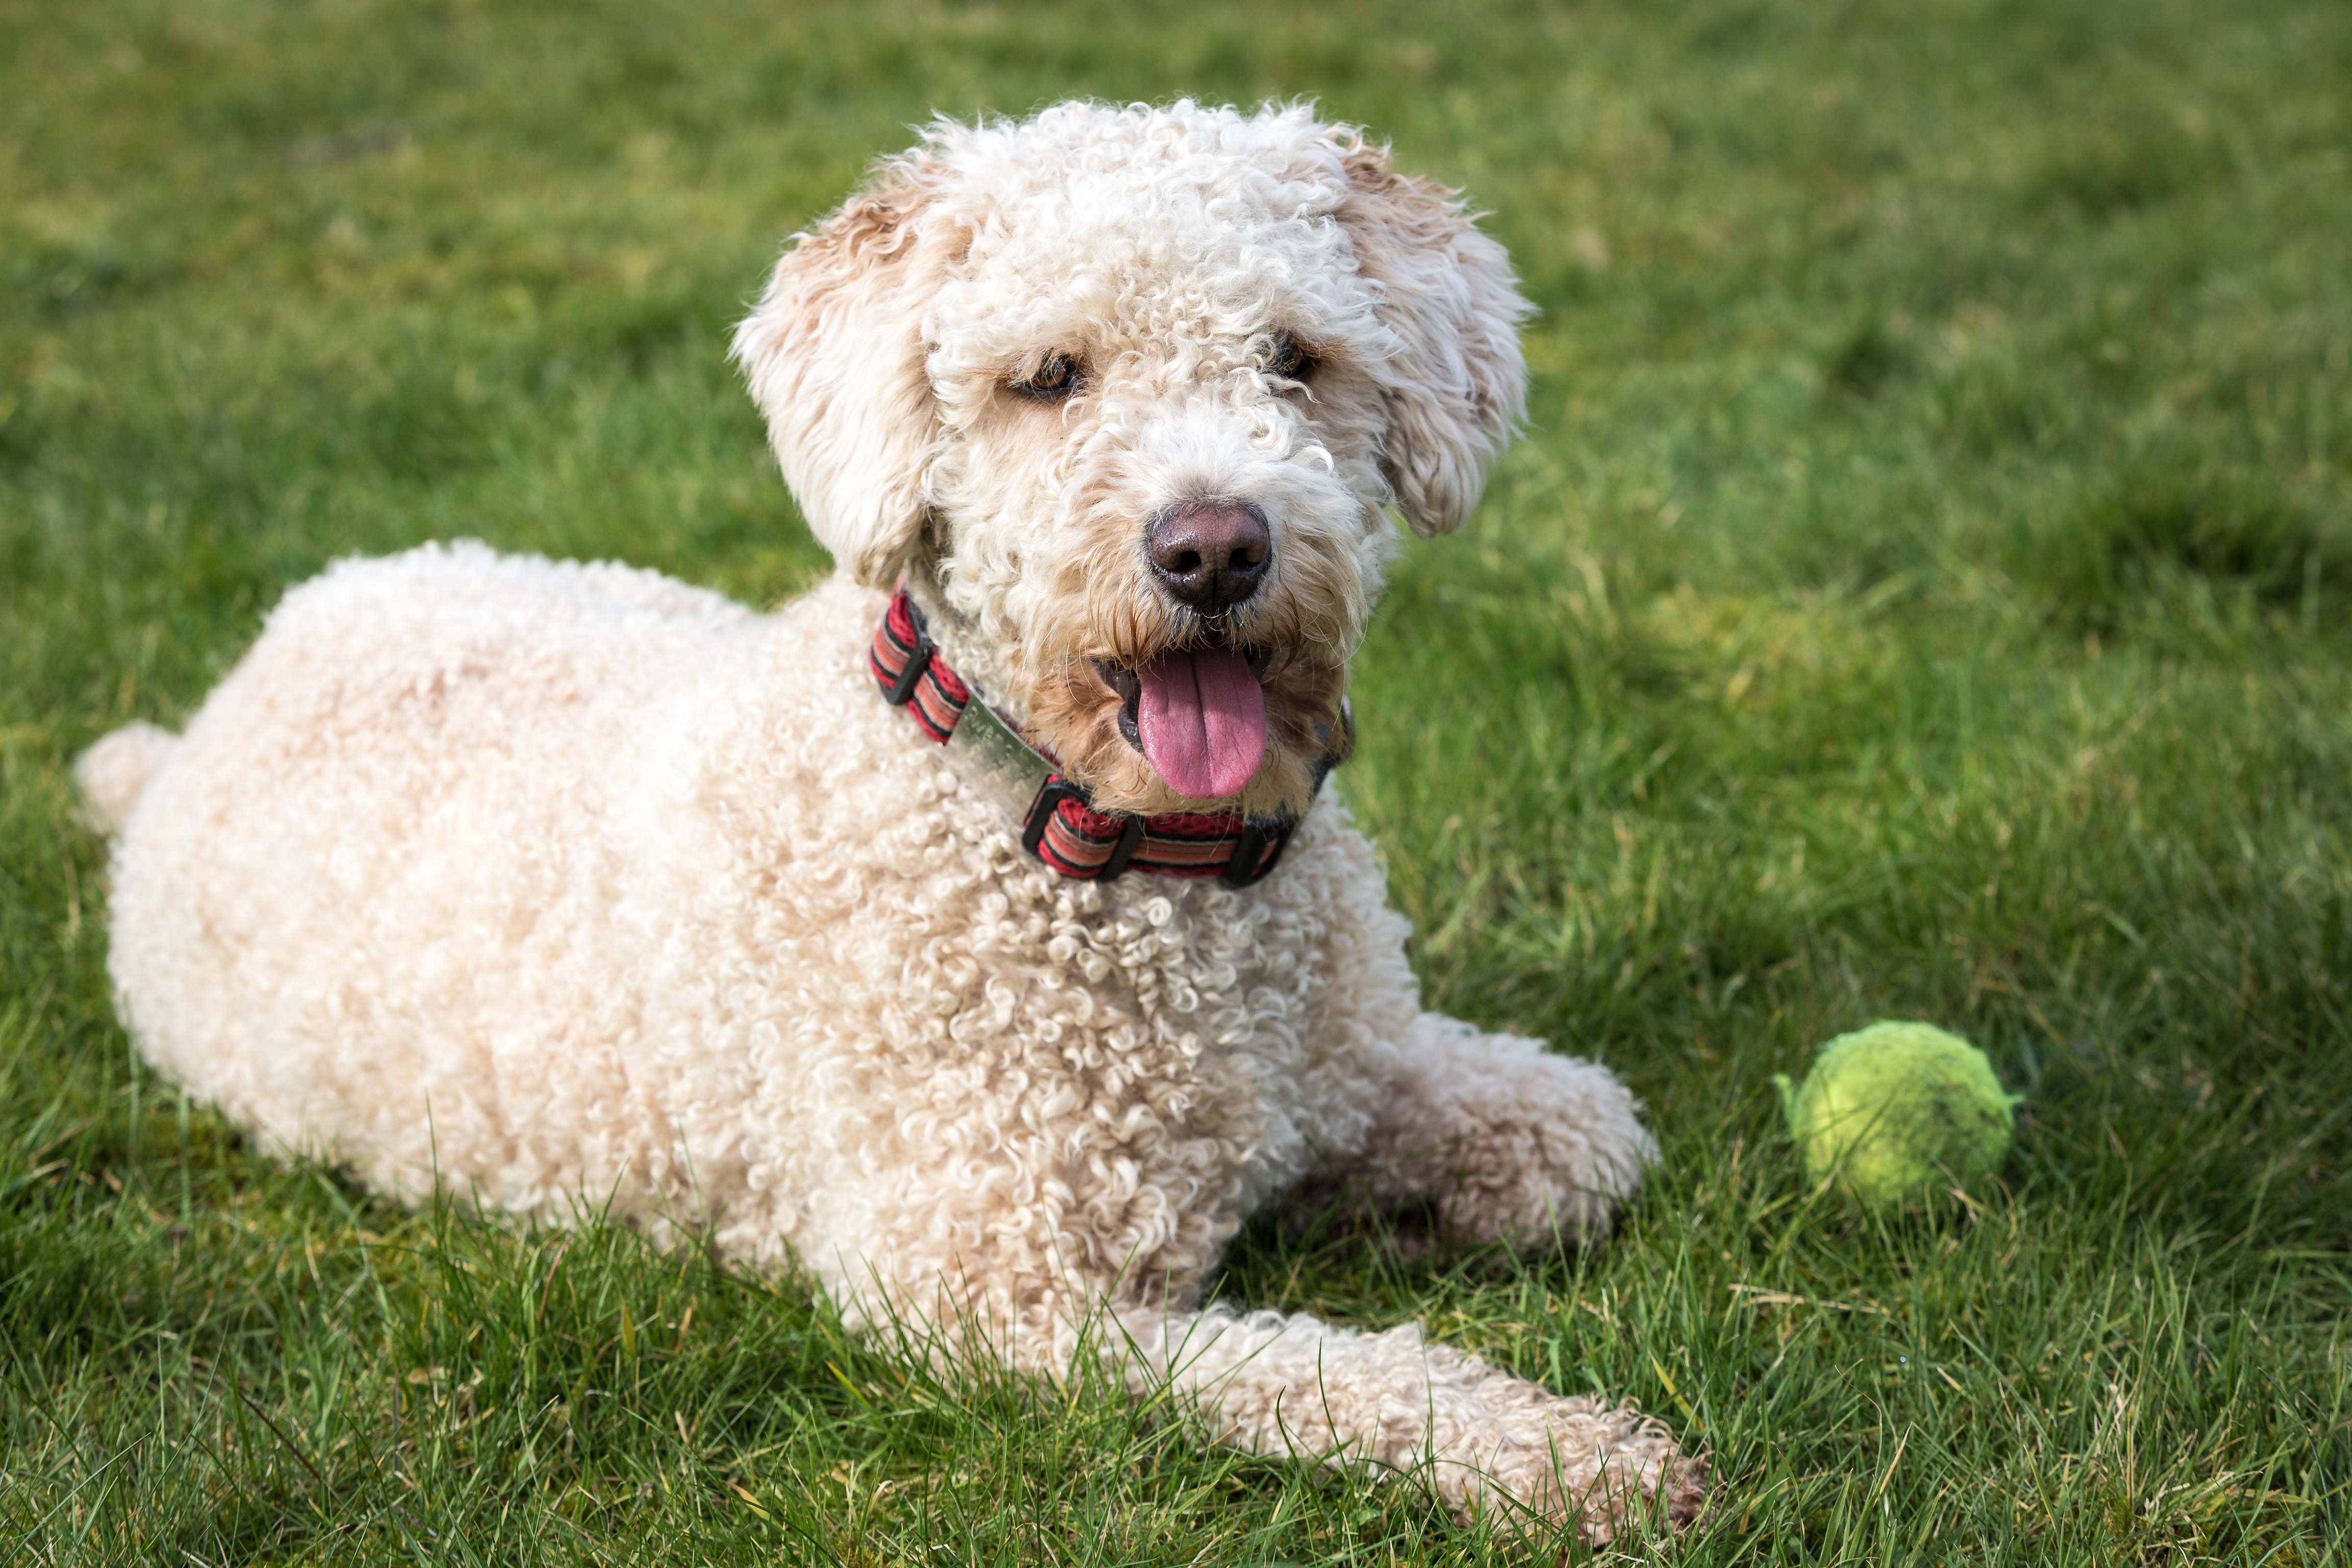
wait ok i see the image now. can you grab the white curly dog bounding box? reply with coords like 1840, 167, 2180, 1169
80, 101, 1702, 1541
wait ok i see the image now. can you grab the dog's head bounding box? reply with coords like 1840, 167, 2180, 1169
735, 101, 1529, 819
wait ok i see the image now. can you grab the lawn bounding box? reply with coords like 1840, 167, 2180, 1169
4, 0, 2349, 1561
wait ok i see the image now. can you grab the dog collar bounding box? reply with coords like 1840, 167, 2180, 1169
869, 587, 1344, 886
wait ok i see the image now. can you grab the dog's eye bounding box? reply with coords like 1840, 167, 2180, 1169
1014, 353, 1081, 400
1265, 334, 1319, 382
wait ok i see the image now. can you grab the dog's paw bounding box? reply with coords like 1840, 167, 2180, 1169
1442, 1387, 1707, 1546
1417, 1041, 1660, 1246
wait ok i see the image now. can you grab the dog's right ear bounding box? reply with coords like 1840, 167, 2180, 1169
733, 172, 946, 588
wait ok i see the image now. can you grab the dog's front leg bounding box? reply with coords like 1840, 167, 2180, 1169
1111, 1303, 1701, 1542
1335, 1013, 1657, 1246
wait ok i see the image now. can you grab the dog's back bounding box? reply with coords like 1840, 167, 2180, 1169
90, 542, 759, 1205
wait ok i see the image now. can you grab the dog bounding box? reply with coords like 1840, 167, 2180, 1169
77, 100, 1702, 1541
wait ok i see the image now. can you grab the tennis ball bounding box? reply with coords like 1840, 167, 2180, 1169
1771, 1021, 2018, 1207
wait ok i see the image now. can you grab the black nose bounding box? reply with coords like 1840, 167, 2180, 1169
1147, 503, 1270, 614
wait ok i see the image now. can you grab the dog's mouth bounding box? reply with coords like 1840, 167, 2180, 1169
1092, 631, 1280, 800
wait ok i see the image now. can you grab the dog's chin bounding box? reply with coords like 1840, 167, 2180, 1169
1025, 652, 1348, 821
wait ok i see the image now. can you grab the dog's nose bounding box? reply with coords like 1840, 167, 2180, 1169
1147, 504, 1270, 613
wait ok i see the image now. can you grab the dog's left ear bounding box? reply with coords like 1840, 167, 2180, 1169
733, 166, 948, 587
1335, 141, 1532, 537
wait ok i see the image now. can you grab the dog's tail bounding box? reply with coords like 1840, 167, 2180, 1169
75, 721, 180, 835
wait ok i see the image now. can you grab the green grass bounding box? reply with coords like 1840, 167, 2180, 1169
5, 0, 2349, 1560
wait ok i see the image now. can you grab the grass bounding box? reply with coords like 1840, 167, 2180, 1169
4, 0, 2349, 1559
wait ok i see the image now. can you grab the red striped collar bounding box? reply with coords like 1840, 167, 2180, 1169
869, 587, 1336, 886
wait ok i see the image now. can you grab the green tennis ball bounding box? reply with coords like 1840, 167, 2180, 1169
1771, 1021, 2018, 1208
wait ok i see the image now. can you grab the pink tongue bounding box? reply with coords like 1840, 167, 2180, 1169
1136, 647, 1266, 800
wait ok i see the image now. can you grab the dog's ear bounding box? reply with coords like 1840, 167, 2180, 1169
733, 170, 947, 586
1336, 141, 1532, 538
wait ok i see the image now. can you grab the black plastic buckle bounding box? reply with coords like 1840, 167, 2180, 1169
1021, 777, 1081, 857
1220, 816, 1298, 889
1097, 815, 1146, 880
886, 616, 933, 706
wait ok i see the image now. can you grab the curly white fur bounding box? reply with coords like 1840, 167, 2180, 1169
83, 102, 1702, 1541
